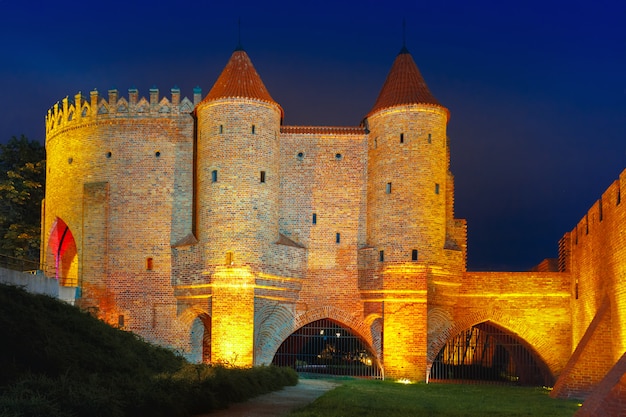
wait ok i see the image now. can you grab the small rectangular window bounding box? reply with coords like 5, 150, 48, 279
252, 124, 256, 134
411, 249, 418, 261
400, 133, 404, 143
379, 250, 384, 262
386, 182, 392, 194
219, 124, 223, 134
435, 183, 440, 194
211, 170, 218, 182
336, 233, 341, 244
428, 133, 432, 143
599, 198, 603, 222
146, 257, 153, 270
118, 314, 125, 327
226, 251, 233, 265
312, 213, 317, 225
260, 171, 266, 183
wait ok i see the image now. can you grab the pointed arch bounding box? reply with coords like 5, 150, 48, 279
272, 317, 382, 378
179, 305, 212, 364
428, 309, 564, 379
266, 307, 382, 377
46, 218, 78, 287
429, 320, 554, 386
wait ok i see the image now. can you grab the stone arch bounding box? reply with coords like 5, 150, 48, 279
179, 305, 211, 364
428, 309, 557, 384
46, 217, 78, 287
272, 315, 382, 377
364, 313, 383, 358
260, 306, 379, 369
294, 306, 374, 346
254, 302, 295, 365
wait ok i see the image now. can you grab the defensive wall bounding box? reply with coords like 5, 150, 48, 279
39, 46, 626, 401
44, 87, 199, 350
552, 169, 626, 399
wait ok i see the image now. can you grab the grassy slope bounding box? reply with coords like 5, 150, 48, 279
0, 283, 183, 385
288, 379, 581, 417
0, 283, 297, 417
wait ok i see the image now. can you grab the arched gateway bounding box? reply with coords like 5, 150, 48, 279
272, 318, 382, 378
429, 322, 553, 386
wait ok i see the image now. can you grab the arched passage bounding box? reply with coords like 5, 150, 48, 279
429, 321, 553, 386
46, 218, 78, 286
190, 313, 211, 364
272, 318, 382, 378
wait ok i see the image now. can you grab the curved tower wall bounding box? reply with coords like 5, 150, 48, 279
195, 98, 282, 271
366, 104, 449, 264
43, 89, 195, 346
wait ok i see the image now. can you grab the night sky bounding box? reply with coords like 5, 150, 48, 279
1, 0, 624, 271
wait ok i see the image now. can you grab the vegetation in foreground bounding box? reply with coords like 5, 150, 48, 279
0, 283, 297, 417
287, 379, 581, 417
0, 135, 45, 264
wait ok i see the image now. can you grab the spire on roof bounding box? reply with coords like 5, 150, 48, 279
235, 18, 244, 51
202, 48, 280, 109
367, 46, 447, 118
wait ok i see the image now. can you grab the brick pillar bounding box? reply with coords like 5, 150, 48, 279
380, 265, 428, 380
210, 266, 255, 366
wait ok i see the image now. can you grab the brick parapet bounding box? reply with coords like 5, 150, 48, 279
566, 169, 625, 360
46, 88, 197, 140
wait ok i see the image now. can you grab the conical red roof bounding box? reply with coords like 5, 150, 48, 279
203, 48, 279, 108
367, 47, 447, 118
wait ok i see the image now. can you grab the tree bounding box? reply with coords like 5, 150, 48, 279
0, 135, 45, 266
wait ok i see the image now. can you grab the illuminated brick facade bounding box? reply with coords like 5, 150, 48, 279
42, 45, 625, 396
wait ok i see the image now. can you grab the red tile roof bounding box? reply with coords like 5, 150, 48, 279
202, 49, 280, 110
367, 47, 448, 119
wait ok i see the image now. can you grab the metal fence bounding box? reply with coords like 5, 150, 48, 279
429, 322, 552, 386
0, 254, 40, 272
272, 318, 382, 378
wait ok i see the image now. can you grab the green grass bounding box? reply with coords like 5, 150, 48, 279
287, 379, 581, 417
0, 283, 297, 417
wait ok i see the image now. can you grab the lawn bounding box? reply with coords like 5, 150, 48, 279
287, 379, 581, 417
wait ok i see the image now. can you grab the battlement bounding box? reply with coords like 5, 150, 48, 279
45, 87, 203, 138
281, 126, 366, 135
570, 169, 625, 246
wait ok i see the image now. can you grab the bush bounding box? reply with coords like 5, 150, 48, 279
0, 283, 298, 416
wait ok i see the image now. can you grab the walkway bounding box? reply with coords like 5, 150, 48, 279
198, 378, 338, 417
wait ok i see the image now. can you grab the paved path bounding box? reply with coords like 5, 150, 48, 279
197, 378, 338, 417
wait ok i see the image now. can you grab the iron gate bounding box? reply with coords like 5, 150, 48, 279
429, 322, 552, 386
272, 318, 381, 378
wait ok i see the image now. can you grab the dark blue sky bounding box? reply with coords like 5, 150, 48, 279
1, 0, 624, 271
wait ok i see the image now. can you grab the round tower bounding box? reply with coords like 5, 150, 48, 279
195, 46, 283, 272
365, 46, 450, 265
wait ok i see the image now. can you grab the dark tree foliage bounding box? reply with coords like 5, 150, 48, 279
0, 135, 45, 265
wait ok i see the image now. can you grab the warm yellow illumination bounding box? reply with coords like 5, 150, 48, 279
457, 293, 570, 298
396, 378, 413, 384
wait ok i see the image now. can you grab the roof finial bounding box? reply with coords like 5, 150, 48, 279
235, 17, 244, 51
399, 19, 409, 54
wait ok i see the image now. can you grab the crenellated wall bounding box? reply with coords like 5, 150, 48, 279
551, 169, 626, 398
43, 87, 197, 351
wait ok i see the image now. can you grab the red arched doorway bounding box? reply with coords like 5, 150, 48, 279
47, 218, 78, 286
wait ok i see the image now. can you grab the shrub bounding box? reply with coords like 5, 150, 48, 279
0, 284, 298, 416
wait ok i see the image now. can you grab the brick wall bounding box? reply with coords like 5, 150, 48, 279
552, 169, 626, 399
44, 88, 195, 350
